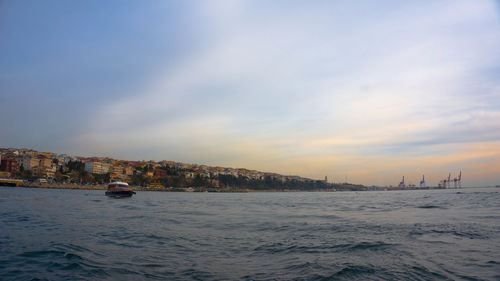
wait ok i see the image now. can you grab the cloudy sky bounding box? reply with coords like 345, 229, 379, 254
1, 0, 499, 186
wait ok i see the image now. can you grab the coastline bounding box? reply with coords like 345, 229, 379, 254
6, 183, 256, 192
24, 183, 107, 190
3, 182, 488, 192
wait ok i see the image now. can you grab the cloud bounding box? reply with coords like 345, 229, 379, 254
71, 0, 500, 185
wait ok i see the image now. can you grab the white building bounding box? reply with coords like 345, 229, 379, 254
84, 161, 111, 174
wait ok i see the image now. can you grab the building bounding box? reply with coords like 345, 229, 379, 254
111, 164, 125, 174
35, 165, 56, 179
18, 157, 56, 178
21, 157, 40, 171
38, 158, 53, 169
149, 181, 165, 188
124, 166, 134, 175
36, 158, 56, 178
0, 158, 19, 173
84, 161, 111, 174
109, 164, 133, 181
153, 168, 167, 178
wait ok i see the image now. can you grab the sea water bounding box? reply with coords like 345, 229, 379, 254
0, 187, 499, 280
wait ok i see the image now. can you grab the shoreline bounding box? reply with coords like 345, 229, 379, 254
0, 183, 490, 192
2, 182, 344, 192
3, 183, 264, 192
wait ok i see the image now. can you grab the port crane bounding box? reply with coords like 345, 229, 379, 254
419, 175, 426, 188
439, 173, 451, 188
453, 171, 462, 188
439, 172, 462, 188
398, 176, 405, 189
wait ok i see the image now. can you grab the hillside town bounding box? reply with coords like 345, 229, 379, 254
0, 147, 364, 191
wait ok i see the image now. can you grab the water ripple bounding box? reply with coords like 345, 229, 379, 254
0, 187, 498, 280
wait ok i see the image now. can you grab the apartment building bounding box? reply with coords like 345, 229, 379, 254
84, 161, 111, 174
0, 158, 19, 173
22, 157, 41, 171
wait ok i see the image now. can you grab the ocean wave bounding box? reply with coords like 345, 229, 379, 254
253, 241, 396, 255
416, 205, 445, 209
2, 187, 499, 280
409, 224, 489, 241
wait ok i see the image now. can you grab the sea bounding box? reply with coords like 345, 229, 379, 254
0, 187, 499, 281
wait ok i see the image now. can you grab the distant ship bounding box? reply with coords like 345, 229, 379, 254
105, 182, 136, 198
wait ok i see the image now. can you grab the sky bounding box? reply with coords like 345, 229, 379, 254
1, 0, 500, 186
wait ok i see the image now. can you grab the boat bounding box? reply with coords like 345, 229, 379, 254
105, 181, 136, 198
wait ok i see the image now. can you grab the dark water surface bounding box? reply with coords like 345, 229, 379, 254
1, 187, 499, 280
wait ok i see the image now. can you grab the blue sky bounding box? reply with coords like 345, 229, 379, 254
1, 0, 499, 186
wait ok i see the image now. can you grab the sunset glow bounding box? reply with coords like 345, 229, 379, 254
1, 0, 499, 186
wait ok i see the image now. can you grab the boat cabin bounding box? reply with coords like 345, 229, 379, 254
107, 182, 129, 190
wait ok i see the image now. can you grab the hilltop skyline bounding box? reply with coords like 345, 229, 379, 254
0, 146, 470, 188
0, 146, 481, 188
1, 1, 500, 186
